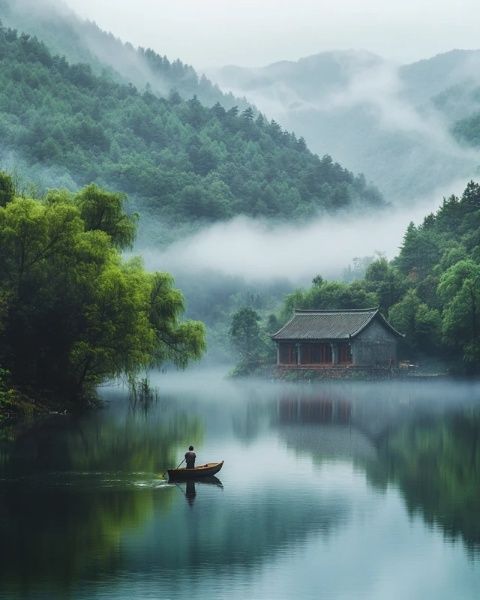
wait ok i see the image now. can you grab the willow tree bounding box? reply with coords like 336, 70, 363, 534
0, 182, 205, 404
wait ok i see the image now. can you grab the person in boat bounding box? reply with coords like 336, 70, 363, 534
185, 445, 196, 469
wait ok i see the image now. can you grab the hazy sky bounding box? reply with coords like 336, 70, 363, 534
61, 0, 480, 68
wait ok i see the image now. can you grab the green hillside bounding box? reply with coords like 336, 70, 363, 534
0, 0, 244, 110
0, 23, 383, 227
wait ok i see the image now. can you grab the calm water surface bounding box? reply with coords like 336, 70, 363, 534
1, 371, 479, 599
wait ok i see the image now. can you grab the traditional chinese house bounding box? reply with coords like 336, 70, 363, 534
271, 308, 403, 369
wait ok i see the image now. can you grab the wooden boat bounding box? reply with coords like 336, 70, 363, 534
167, 461, 224, 481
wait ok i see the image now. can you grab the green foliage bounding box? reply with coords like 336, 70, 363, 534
364, 258, 406, 312
269, 181, 480, 372
438, 260, 480, 367
396, 222, 441, 279
388, 290, 441, 355
281, 276, 377, 322
229, 307, 273, 375
0, 24, 383, 226
74, 184, 138, 249
230, 308, 261, 358
393, 182, 480, 369
0, 184, 205, 403
0, 0, 244, 110
0, 368, 14, 423
0, 171, 14, 207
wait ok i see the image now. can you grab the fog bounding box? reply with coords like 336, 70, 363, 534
3, 0, 480, 296
7, 0, 480, 209
211, 52, 480, 204
61, 0, 480, 68
1, 0, 177, 99
0, 146, 77, 194
139, 177, 468, 284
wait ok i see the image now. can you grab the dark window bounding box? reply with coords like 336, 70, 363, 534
279, 343, 296, 364
301, 343, 332, 364
338, 343, 352, 364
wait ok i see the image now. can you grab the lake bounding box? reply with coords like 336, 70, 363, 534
1, 371, 479, 599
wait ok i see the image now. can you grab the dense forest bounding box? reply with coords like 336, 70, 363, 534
232, 181, 480, 374
0, 173, 205, 418
0, 23, 383, 229
0, 0, 245, 109
214, 50, 480, 206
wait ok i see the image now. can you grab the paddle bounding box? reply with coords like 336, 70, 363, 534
174, 457, 186, 470
162, 457, 185, 479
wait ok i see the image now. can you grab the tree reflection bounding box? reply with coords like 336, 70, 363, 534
366, 410, 480, 554
276, 391, 480, 555
0, 400, 204, 596
0, 403, 203, 475
0, 485, 173, 597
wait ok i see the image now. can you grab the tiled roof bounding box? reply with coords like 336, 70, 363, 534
271, 308, 402, 340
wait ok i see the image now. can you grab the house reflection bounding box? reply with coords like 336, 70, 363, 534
276, 392, 377, 464
278, 393, 352, 426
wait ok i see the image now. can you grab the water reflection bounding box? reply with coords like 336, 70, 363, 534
367, 411, 480, 555
273, 386, 480, 555
175, 476, 223, 507
0, 377, 479, 599
185, 480, 196, 505
0, 397, 203, 475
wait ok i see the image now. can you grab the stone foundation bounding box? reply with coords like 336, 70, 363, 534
274, 365, 398, 381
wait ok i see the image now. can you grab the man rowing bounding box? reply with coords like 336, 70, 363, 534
185, 445, 196, 469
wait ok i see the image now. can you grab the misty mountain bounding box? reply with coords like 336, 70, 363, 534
0, 23, 384, 237
0, 0, 247, 110
211, 50, 480, 204
400, 49, 480, 105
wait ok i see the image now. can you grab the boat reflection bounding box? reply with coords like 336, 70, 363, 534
185, 480, 196, 506
176, 476, 224, 507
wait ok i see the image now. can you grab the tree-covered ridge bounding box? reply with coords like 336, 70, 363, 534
447, 79, 480, 147
453, 109, 480, 147
0, 0, 245, 109
0, 174, 205, 406
0, 24, 383, 225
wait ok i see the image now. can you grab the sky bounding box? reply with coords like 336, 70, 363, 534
61, 0, 480, 69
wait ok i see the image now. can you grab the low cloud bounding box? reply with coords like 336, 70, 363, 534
210, 54, 480, 205
140, 177, 468, 284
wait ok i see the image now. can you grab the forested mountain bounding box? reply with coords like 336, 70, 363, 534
0, 0, 246, 109
212, 50, 480, 204
0, 23, 383, 229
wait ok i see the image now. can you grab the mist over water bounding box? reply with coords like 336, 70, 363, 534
0, 2, 479, 598
1, 372, 479, 599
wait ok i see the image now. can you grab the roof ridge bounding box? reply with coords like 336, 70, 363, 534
271, 307, 406, 341
294, 307, 378, 314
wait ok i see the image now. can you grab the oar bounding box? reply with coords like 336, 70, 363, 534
174, 457, 186, 470
162, 457, 185, 479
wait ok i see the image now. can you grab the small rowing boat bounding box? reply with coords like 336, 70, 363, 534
167, 461, 224, 481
